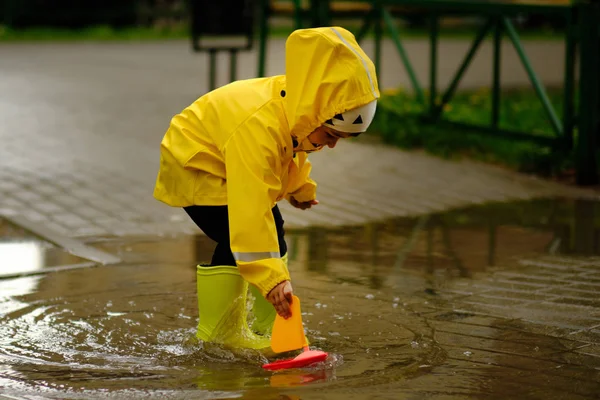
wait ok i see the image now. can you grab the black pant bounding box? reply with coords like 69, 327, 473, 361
184, 205, 287, 266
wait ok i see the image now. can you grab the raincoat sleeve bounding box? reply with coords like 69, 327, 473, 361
224, 125, 290, 297
286, 153, 317, 203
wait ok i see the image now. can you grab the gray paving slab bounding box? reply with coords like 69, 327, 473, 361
0, 39, 595, 240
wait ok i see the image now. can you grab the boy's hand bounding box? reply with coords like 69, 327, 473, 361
290, 198, 319, 210
267, 280, 293, 319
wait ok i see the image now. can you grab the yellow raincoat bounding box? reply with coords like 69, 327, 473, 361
154, 27, 380, 296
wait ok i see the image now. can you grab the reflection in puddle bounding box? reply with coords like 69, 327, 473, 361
0, 218, 90, 278
1, 197, 600, 399
1, 242, 43, 275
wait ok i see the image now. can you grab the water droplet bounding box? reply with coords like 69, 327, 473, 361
464, 351, 472, 357
393, 303, 398, 308
107, 311, 125, 317
393, 297, 400, 302
316, 303, 322, 308
411, 341, 419, 348
365, 294, 375, 300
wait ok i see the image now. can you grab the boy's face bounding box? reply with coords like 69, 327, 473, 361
306, 126, 360, 150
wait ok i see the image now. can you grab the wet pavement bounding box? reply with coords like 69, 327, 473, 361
1, 38, 600, 399
1, 197, 599, 399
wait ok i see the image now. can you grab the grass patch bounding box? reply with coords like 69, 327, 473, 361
0, 23, 566, 42
0, 25, 189, 42
368, 87, 576, 178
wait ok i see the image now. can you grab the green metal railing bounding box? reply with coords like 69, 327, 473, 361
258, 0, 600, 185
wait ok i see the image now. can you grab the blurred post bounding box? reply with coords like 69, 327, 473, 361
189, 0, 256, 92
576, 0, 600, 185
573, 199, 597, 255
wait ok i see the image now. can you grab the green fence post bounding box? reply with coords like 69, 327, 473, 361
434, 19, 493, 117
230, 49, 238, 83
563, 7, 576, 149
492, 18, 502, 130
257, 0, 269, 77
487, 223, 497, 267
209, 49, 217, 91
293, 0, 303, 28
576, 0, 600, 185
355, 8, 375, 43
374, 2, 383, 77
503, 17, 563, 136
429, 14, 439, 113
3, 0, 18, 28
382, 8, 425, 104
318, 0, 330, 26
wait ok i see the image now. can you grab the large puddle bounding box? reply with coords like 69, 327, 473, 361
1, 197, 600, 399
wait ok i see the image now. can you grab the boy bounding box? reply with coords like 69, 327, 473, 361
154, 26, 379, 349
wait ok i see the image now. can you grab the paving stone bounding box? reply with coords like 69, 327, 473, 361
10, 190, 44, 204
34, 184, 63, 196
0, 180, 20, 191
50, 193, 84, 207
32, 202, 67, 214
460, 294, 531, 308
474, 280, 549, 292
71, 227, 110, 238
73, 206, 112, 220
0, 196, 23, 208
52, 211, 88, 224
494, 271, 581, 285
543, 287, 600, 298
20, 209, 49, 223
570, 282, 600, 292
549, 297, 600, 309
518, 259, 584, 272
42, 221, 73, 236
479, 289, 555, 302
571, 342, 598, 352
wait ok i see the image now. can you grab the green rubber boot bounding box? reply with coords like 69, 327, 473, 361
249, 253, 289, 336
196, 265, 270, 350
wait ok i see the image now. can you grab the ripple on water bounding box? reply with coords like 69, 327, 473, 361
0, 245, 445, 398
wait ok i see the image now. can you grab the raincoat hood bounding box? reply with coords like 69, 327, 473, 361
284, 27, 380, 141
